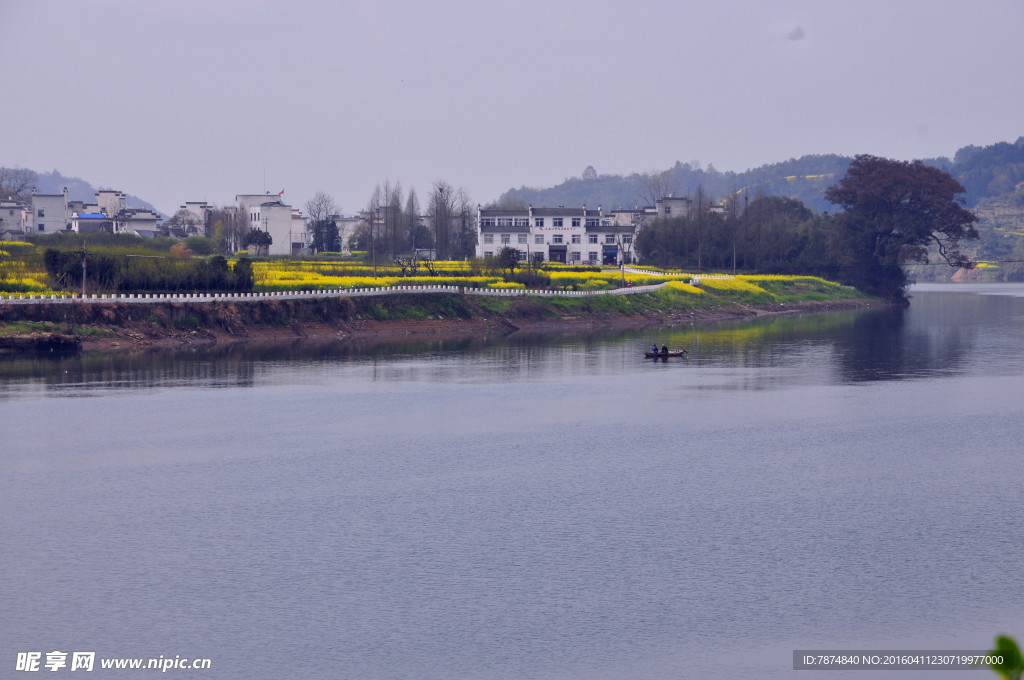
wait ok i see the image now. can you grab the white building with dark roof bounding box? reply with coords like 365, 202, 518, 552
476, 204, 638, 265
96, 190, 126, 218
28, 187, 70, 234
71, 212, 114, 234
0, 198, 26, 239
248, 198, 306, 256
181, 201, 212, 235
333, 215, 362, 254
477, 196, 695, 265
121, 207, 160, 235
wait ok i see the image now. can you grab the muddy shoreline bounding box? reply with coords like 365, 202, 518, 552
0, 294, 881, 354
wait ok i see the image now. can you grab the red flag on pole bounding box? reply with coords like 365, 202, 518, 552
279, 190, 285, 195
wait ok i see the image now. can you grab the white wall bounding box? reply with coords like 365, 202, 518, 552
96, 190, 126, 217
251, 201, 296, 256
28, 192, 69, 234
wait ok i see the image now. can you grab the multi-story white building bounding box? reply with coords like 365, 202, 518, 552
333, 215, 362, 254
477, 205, 639, 265
96, 190, 126, 218
236, 193, 283, 221
291, 209, 307, 254
476, 197, 694, 265
180, 201, 212, 235
27, 188, 70, 234
0, 198, 26, 239
121, 208, 160, 235
247, 198, 306, 256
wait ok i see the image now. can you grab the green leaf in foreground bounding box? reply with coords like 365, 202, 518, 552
987, 636, 1023, 680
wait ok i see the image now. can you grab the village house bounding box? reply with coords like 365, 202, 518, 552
119, 207, 161, 235
476, 196, 694, 265
71, 211, 113, 233
179, 201, 212, 235
0, 198, 26, 239
239, 193, 306, 256
28, 187, 70, 234
332, 215, 362, 254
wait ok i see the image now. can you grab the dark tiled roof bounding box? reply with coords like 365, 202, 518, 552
480, 225, 531, 233
531, 207, 584, 217
585, 224, 635, 233
479, 209, 529, 217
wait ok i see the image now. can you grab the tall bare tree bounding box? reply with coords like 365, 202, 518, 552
404, 188, 428, 252
384, 180, 403, 258
165, 209, 204, 236
305, 190, 340, 253
0, 168, 37, 202
428, 181, 456, 260
639, 170, 679, 207
364, 185, 384, 275
692, 184, 709, 270
452, 187, 476, 259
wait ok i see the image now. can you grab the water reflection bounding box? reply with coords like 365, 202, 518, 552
3, 285, 1024, 396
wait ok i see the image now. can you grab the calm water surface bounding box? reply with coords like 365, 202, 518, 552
2, 283, 1023, 679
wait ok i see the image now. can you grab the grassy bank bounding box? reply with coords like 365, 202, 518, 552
0, 275, 874, 353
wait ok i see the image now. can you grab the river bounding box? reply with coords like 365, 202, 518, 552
2, 283, 1022, 679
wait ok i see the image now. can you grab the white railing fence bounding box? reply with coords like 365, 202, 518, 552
0, 272, 739, 306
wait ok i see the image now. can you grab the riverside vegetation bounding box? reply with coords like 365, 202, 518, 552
0, 232, 871, 350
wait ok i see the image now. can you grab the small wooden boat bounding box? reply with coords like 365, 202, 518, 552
645, 350, 688, 358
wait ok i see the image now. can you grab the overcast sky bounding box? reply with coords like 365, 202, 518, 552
3, 0, 1022, 216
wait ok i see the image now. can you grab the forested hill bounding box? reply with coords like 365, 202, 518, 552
30, 169, 163, 216
496, 137, 1024, 213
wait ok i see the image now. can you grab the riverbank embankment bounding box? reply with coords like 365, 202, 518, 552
0, 281, 880, 354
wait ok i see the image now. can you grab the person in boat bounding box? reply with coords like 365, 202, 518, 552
652, 344, 659, 355
661, 345, 669, 355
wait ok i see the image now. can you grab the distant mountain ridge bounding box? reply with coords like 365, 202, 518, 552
31, 169, 164, 217
498, 138, 1024, 214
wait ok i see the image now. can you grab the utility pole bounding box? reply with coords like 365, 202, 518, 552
743, 192, 749, 273
81, 242, 87, 297
373, 207, 380, 278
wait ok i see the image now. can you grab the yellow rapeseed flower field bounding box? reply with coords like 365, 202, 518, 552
664, 281, 704, 294
696, 277, 768, 294
737, 274, 833, 286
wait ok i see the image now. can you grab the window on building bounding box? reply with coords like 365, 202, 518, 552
552, 234, 563, 244
623, 235, 632, 244
553, 218, 563, 227
605, 234, 616, 244
588, 234, 598, 244
572, 218, 581, 227
481, 218, 495, 227
571, 251, 581, 262
38, 209, 45, 217
585, 218, 598, 227
535, 218, 545, 227
571, 234, 581, 244
497, 218, 513, 227
588, 251, 598, 262
514, 218, 529, 227
665, 206, 672, 215
483, 234, 493, 244
535, 234, 544, 244
517, 233, 527, 244
484, 251, 493, 257
38, 224, 44, 231
500, 234, 510, 244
